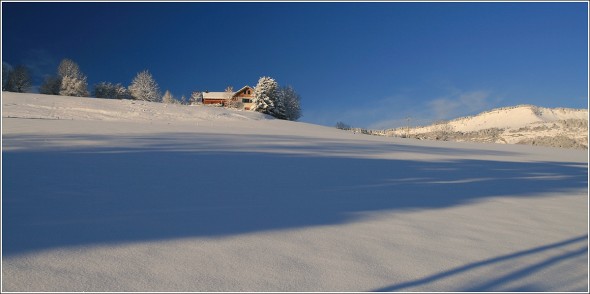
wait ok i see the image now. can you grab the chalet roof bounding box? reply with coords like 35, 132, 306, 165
234, 85, 254, 94
202, 92, 233, 100
202, 85, 254, 100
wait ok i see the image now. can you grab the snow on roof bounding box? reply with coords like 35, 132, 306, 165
234, 85, 254, 94
202, 85, 254, 100
202, 92, 233, 100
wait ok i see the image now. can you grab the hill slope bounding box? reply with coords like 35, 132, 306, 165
2, 92, 270, 122
385, 105, 588, 149
2, 93, 588, 292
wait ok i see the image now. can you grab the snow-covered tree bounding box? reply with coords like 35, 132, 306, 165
58, 59, 84, 80
60, 75, 90, 97
278, 85, 302, 121
224, 85, 243, 109
40, 76, 61, 95
162, 90, 176, 104
180, 95, 187, 105
57, 59, 88, 97
251, 76, 279, 116
128, 70, 161, 102
190, 91, 203, 105
115, 84, 131, 99
224, 86, 234, 105
93, 82, 110, 98
223, 86, 231, 105
274, 89, 287, 120
5, 65, 32, 93
94, 82, 130, 99
432, 120, 454, 141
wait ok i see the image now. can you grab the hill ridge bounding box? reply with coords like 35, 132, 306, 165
383, 104, 588, 149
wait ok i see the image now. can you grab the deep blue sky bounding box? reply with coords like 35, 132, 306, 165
2, 2, 588, 128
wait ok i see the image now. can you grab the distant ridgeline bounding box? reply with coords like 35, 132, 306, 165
338, 105, 589, 149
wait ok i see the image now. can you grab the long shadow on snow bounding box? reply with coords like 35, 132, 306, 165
2, 133, 588, 256
372, 234, 588, 292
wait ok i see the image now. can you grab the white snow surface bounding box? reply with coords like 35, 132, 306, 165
385, 104, 588, 148
410, 105, 588, 133
2, 92, 588, 292
447, 105, 587, 133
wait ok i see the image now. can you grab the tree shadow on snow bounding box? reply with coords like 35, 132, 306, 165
2, 132, 588, 257
372, 234, 588, 292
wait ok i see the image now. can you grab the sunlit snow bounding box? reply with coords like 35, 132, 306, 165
2, 92, 588, 292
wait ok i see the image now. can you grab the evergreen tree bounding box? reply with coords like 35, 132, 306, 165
336, 122, 351, 130
162, 90, 175, 104
189, 91, 203, 104
274, 91, 287, 119
278, 85, 302, 121
251, 76, 278, 116
128, 70, 161, 102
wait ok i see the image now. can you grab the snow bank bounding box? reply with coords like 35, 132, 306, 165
2, 93, 588, 292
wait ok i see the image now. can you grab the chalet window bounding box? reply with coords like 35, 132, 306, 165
247, 90, 251, 94
243, 90, 247, 94
242, 98, 252, 103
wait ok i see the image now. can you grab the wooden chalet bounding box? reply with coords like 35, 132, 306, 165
202, 85, 255, 110
201, 91, 229, 105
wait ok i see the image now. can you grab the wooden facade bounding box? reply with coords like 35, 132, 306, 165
202, 92, 231, 106
202, 98, 227, 105
231, 86, 255, 110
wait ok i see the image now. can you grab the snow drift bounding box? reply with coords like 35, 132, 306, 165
2, 92, 588, 292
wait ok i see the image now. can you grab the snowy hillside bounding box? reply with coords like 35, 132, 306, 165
2, 92, 588, 292
385, 105, 588, 149
436, 105, 586, 132
3, 92, 270, 122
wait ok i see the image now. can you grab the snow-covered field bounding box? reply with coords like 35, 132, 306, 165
2, 92, 588, 292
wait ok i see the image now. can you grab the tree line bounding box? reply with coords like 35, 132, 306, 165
2, 59, 301, 121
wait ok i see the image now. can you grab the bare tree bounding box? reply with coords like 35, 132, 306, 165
58, 59, 84, 79
94, 82, 131, 99
224, 85, 243, 109
128, 70, 161, 102
2, 61, 13, 91
40, 76, 61, 95
60, 75, 90, 97
5, 65, 32, 93
432, 120, 454, 141
57, 59, 89, 97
